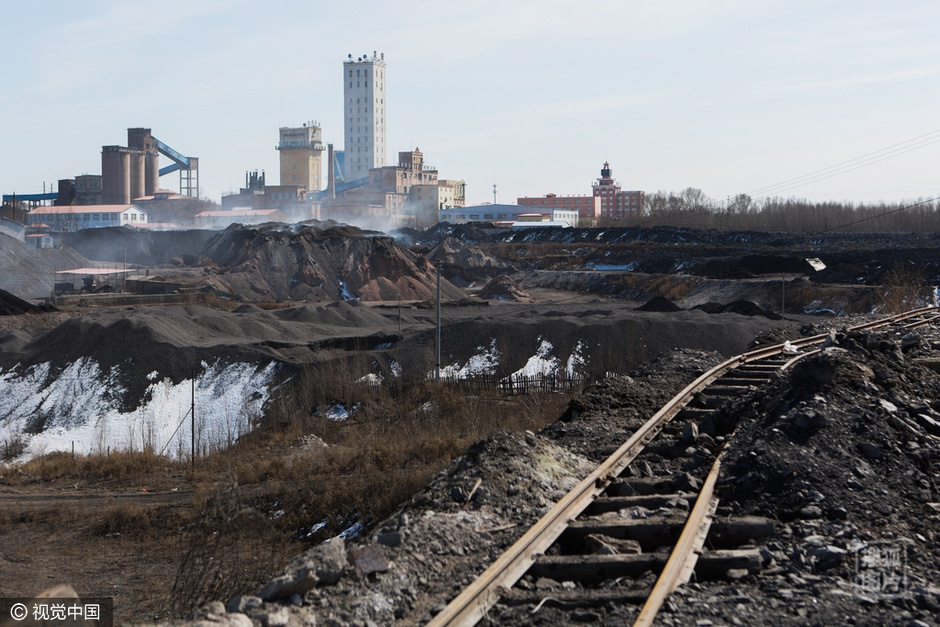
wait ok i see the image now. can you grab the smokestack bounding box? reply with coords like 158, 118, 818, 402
327, 144, 335, 200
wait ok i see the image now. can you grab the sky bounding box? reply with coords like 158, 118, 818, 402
2, 0, 939, 207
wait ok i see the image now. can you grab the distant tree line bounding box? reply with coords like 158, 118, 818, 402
603, 188, 940, 233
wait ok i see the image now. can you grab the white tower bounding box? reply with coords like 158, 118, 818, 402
343, 51, 387, 183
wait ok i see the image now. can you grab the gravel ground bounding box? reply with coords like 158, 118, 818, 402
163, 314, 940, 626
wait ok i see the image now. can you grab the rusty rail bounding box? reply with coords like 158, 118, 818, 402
427, 306, 939, 627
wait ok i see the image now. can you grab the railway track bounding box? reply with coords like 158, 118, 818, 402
428, 306, 940, 627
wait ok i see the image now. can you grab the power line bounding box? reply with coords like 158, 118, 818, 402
749, 129, 940, 198
819, 195, 940, 233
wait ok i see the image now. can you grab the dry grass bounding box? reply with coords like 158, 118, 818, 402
879, 264, 933, 313
2, 369, 571, 619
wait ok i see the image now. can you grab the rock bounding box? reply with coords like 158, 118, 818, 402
790, 357, 835, 387
681, 422, 699, 444
793, 409, 826, 431
349, 544, 390, 575
190, 601, 227, 620
673, 472, 701, 492
800, 505, 823, 519
258, 537, 347, 600
227, 596, 263, 614
584, 534, 642, 555
727, 568, 750, 580
376, 531, 402, 547
254, 606, 290, 627
858, 442, 882, 460
811, 545, 846, 570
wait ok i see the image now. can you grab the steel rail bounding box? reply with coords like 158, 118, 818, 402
633, 452, 724, 627
427, 306, 939, 627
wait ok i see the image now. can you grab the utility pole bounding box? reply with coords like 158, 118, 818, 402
435, 263, 441, 382
191, 370, 195, 469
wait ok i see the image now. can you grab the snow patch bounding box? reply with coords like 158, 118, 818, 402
438, 339, 500, 378
338, 279, 358, 301
0, 360, 277, 462
565, 341, 588, 376
511, 339, 560, 379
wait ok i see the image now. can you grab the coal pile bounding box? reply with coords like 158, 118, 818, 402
693, 299, 783, 319
636, 295, 683, 312
194, 223, 466, 303
424, 237, 515, 287
0, 289, 57, 316
477, 275, 532, 302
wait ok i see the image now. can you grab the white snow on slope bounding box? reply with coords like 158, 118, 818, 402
565, 341, 587, 376
432, 338, 588, 381
511, 339, 560, 379
0, 360, 277, 462
438, 339, 500, 378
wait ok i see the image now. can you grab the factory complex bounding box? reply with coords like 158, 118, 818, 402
2, 52, 644, 243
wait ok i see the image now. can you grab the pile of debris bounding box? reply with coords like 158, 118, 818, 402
424, 237, 516, 287
0, 288, 57, 316
196, 223, 466, 303
171, 319, 940, 625
477, 275, 532, 302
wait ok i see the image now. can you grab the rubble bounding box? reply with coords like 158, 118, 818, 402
205, 320, 940, 626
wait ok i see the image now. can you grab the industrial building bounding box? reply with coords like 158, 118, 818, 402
518, 193, 601, 224
220, 171, 321, 223
2, 127, 199, 227
101, 128, 198, 204
343, 51, 387, 183
322, 148, 465, 229
25, 204, 148, 231
592, 162, 645, 220
277, 122, 324, 191
517, 163, 645, 225
193, 208, 288, 229
439, 203, 578, 227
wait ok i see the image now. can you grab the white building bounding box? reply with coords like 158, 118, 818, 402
343, 51, 387, 183
26, 204, 147, 231
193, 208, 289, 229
438, 204, 578, 227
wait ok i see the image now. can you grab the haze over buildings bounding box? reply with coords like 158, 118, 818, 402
2, 1, 939, 206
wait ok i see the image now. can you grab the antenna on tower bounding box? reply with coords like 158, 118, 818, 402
493, 183, 498, 204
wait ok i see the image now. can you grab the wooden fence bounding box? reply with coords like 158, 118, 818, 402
363, 371, 595, 395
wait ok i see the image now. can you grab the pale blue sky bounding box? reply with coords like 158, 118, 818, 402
2, 0, 938, 207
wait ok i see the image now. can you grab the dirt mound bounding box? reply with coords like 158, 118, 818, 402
693, 299, 783, 319
477, 275, 532, 302
399, 221, 494, 245
196, 223, 466, 303
0, 233, 92, 300
425, 237, 515, 287
0, 288, 57, 315
635, 295, 682, 312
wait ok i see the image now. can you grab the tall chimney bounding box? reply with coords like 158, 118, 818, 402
327, 144, 335, 200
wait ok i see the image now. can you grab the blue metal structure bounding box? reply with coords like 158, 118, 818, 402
154, 137, 193, 176
2, 192, 57, 203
